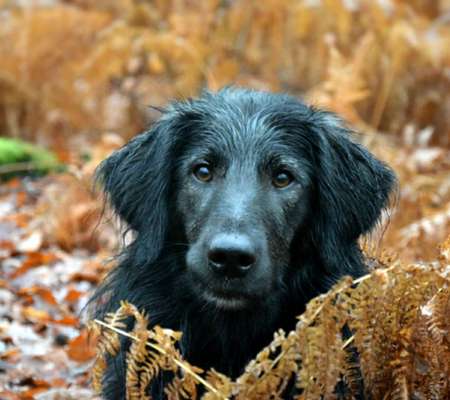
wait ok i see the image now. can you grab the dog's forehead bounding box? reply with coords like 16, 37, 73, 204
169, 89, 322, 170
181, 103, 297, 155
184, 112, 292, 162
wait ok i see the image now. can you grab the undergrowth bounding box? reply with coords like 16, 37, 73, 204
90, 237, 450, 400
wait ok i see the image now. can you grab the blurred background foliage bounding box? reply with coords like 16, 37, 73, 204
0, 0, 449, 259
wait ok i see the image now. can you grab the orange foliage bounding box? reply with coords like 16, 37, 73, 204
0, 0, 449, 146
0, 1, 448, 257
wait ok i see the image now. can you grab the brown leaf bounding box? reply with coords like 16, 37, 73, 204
10, 252, 60, 279
64, 288, 84, 304
70, 271, 100, 284
18, 378, 51, 399
17, 286, 58, 306
21, 307, 51, 324
66, 329, 97, 362
53, 315, 79, 326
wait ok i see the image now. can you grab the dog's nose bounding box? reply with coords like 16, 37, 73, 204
207, 234, 257, 278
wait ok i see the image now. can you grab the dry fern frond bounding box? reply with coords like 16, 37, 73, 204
389, 351, 410, 400
90, 301, 132, 392
423, 288, 449, 345
165, 372, 199, 400
125, 312, 151, 400
92, 302, 228, 400
91, 239, 450, 399
202, 370, 233, 400
295, 277, 353, 398
235, 329, 300, 399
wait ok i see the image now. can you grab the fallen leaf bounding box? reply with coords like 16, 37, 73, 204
50, 378, 67, 388
66, 329, 97, 362
5, 178, 21, 190
17, 378, 50, 399
17, 286, 58, 306
10, 252, 59, 279
54, 316, 79, 326
0, 240, 15, 252
0, 347, 20, 361
21, 307, 51, 323
70, 271, 99, 284
0, 279, 10, 289
15, 191, 27, 208
64, 289, 83, 304
6, 213, 30, 228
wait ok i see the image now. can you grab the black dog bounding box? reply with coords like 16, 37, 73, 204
92, 88, 395, 399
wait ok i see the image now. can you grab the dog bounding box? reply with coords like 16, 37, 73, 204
92, 87, 395, 399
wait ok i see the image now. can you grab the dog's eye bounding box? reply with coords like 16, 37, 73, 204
272, 170, 293, 188
193, 164, 213, 182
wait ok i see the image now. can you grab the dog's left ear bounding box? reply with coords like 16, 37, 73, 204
312, 113, 396, 247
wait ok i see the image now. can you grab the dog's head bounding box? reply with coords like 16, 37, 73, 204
97, 88, 395, 311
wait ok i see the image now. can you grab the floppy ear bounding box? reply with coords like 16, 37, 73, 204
96, 119, 174, 261
312, 114, 396, 251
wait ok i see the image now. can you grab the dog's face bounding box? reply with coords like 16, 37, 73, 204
97, 88, 395, 313
176, 120, 314, 310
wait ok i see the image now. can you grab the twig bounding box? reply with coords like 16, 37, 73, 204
269, 349, 287, 370
353, 263, 398, 284
94, 319, 228, 400
0, 161, 41, 174
342, 335, 355, 349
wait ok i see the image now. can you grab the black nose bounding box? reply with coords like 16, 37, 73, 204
207, 234, 257, 278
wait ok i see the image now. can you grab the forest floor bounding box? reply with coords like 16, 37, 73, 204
0, 177, 108, 399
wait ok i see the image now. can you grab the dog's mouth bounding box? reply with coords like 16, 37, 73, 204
201, 289, 249, 310
192, 278, 255, 310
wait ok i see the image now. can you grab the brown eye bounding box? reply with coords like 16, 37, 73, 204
193, 164, 213, 182
272, 170, 293, 188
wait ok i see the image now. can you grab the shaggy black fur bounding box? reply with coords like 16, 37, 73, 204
91, 88, 396, 399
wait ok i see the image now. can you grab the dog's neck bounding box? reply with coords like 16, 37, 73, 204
177, 292, 292, 378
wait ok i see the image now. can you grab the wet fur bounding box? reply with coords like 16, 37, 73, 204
91, 88, 396, 399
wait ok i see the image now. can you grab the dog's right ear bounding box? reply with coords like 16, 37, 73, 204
96, 119, 174, 260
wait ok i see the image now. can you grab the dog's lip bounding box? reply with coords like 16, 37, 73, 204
201, 281, 250, 300
201, 289, 249, 309
192, 276, 254, 305
207, 288, 247, 300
